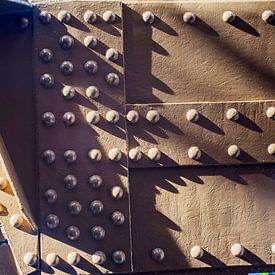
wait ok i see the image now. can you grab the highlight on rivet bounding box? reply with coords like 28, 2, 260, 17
91, 225, 105, 240
59, 35, 74, 50
0, 177, 8, 190
231, 243, 245, 257
106, 73, 120, 87
64, 175, 77, 190
40, 73, 54, 88
151, 248, 165, 262
84, 35, 97, 48
112, 250, 126, 264
90, 200, 104, 215
271, 243, 275, 253
58, 11, 71, 23
188, 146, 202, 160
23, 252, 38, 266
39, 11, 51, 25
64, 150, 77, 164
41, 112, 55, 127
39, 48, 53, 63
183, 12, 196, 24
110, 186, 124, 200
60, 61, 73, 75
190, 245, 204, 259
268, 144, 275, 155
103, 11, 116, 23
20, 17, 29, 31
91, 251, 106, 265
129, 148, 142, 162
266, 107, 275, 119
262, 10, 275, 23
222, 11, 236, 23
63, 112, 76, 126
88, 175, 102, 189
86, 111, 100, 124
84, 60, 98, 75
86, 86, 100, 99
108, 148, 122, 162
186, 109, 199, 122
9, 214, 23, 228
126, 110, 139, 123
66, 225, 80, 241
46, 253, 59, 267
46, 214, 59, 229
42, 150, 55, 165
67, 252, 80, 266
142, 11, 155, 24
226, 108, 239, 121
84, 11, 97, 24
148, 148, 161, 161
44, 189, 57, 204
106, 110, 119, 124
88, 149, 102, 162
62, 86, 75, 99
146, 110, 160, 124
111, 211, 125, 226
106, 48, 119, 61
227, 145, 240, 158
67, 201, 82, 215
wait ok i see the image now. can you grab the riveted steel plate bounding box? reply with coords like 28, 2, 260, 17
130, 164, 275, 272
34, 2, 131, 274
126, 101, 275, 168
123, 1, 275, 104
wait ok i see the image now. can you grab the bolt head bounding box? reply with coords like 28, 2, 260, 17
91, 226, 105, 240
44, 189, 57, 204
266, 107, 275, 119
190, 245, 204, 259
46, 214, 59, 229
67, 252, 80, 266
39, 11, 51, 25
9, 214, 23, 228
67, 201, 82, 215
142, 11, 155, 24
111, 211, 125, 226
146, 110, 160, 124
186, 109, 199, 122
188, 146, 202, 160
63, 112, 76, 126
227, 145, 240, 158
103, 11, 116, 23
129, 148, 142, 162
86, 86, 100, 99
183, 12, 196, 24
108, 148, 122, 162
86, 111, 100, 124
231, 243, 245, 257
66, 226, 80, 241
151, 248, 165, 262
23, 252, 38, 266
0, 177, 8, 190
222, 11, 236, 23
84, 35, 97, 48
112, 251, 126, 264
46, 253, 59, 267
62, 86, 75, 99
40, 74, 54, 88
42, 150, 55, 165
41, 112, 55, 127
91, 251, 106, 265
58, 11, 71, 23
88, 175, 102, 189
226, 108, 239, 121
90, 200, 104, 215
126, 110, 139, 123
106, 110, 120, 124
148, 148, 161, 161
262, 10, 274, 23
110, 186, 124, 200
84, 11, 97, 24
106, 73, 120, 87
88, 149, 102, 162
268, 144, 275, 155
39, 49, 53, 63
64, 175, 77, 190
60, 61, 74, 75
106, 48, 119, 61
59, 35, 74, 50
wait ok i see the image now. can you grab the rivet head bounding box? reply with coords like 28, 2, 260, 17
64, 150, 77, 164
64, 175, 77, 190
59, 35, 74, 50
268, 144, 275, 155
231, 243, 245, 257
226, 108, 239, 121
227, 145, 240, 158
151, 248, 165, 262
146, 110, 160, 124
60, 61, 74, 75
111, 211, 125, 226
86, 111, 100, 124
67, 201, 82, 215
66, 226, 80, 241
20, 17, 29, 30
129, 148, 142, 162
126, 110, 139, 123
186, 109, 199, 122
86, 86, 100, 99
106, 110, 119, 124
148, 148, 161, 161
46, 253, 59, 267
222, 11, 236, 23
67, 252, 80, 266
39, 11, 51, 25
91, 251, 106, 265
63, 112, 76, 126
91, 225, 105, 240
106, 48, 119, 61
39, 49, 53, 63
0, 177, 8, 190
110, 186, 124, 200
44, 189, 57, 204
46, 214, 59, 229
108, 148, 122, 162
142, 11, 155, 24
106, 73, 120, 87
84, 35, 97, 48
40, 73, 54, 88
262, 10, 274, 23
266, 107, 275, 119
88, 175, 102, 189
62, 86, 75, 99
103, 11, 116, 23
23, 252, 38, 266
188, 146, 202, 160
88, 149, 102, 162
41, 112, 55, 127
58, 11, 71, 23
84, 11, 97, 24
90, 200, 104, 215
9, 214, 23, 228
112, 251, 126, 264
183, 12, 196, 24
84, 60, 98, 75
42, 150, 55, 165
190, 245, 204, 259
271, 243, 275, 253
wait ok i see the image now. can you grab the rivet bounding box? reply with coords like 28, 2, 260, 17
188, 146, 202, 160
186, 109, 199, 122
64, 175, 77, 190
59, 35, 74, 50
227, 145, 240, 158
142, 11, 155, 24
62, 86, 75, 99
58, 11, 71, 23
222, 11, 236, 23
42, 150, 55, 165
60, 61, 74, 75
151, 248, 165, 262
20, 17, 29, 31
84, 60, 98, 75
84, 11, 97, 24
44, 189, 57, 204
46, 253, 59, 267
9, 214, 23, 228
88, 175, 102, 189
66, 225, 80, 241
231, 243, 245, 257
111, 211, 125, 226
106, 110, 119, 124
0, 177, 8, 190
91, 225, 105, 240
226, 108, 239, 121
190, 245, 204, 259
126, 110, 139, 123
268, 144, 275, 155
63, 112, 76, 126
39, 11, 51, 25
106, 73, 119, 87
148, 148, 161, 161
41, 112, 55, 127
67, 201, 82, 215
64, 150, 77, 164
106, 48, 119, 61
39, 49, 53, 63
67, 252, 80, 266
146, 110, 160, 124
88, 149, 102, 162
23, 252, 38, 266
112, 251, 126, 264
86, 111, 100, 124
40, 73, 54, 88
91, 251, 106, 265
129, 148, 142, 162
90, 200, 104, 215
103, 11, 116, 23
266, 107, 275, 119
262, 10, 274, 23
46, 214, 59, 229
108, 148, 122, 162
271, 243, 275, 253
110, 186, 123, 200
84, 36, 97, 48
86, 86, 100, 99
183, 12, 196, 24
